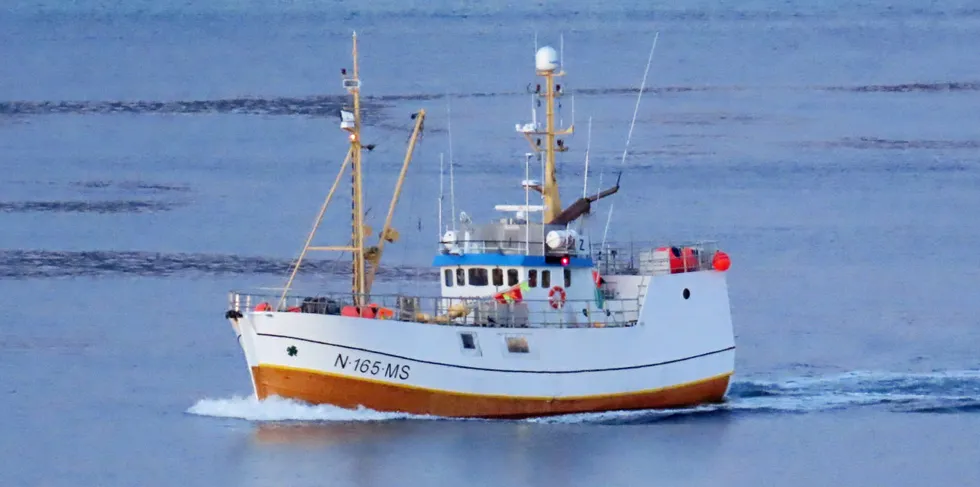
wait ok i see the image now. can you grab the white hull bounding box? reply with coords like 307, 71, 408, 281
228, 270, 735, 418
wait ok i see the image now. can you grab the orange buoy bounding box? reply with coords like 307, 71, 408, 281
255, 302, 272, 312
340, 305, 360, 317
712, 251, 731, 271
286, 306, 302, 313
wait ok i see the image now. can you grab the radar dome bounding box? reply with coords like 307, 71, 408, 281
535, 46, 559, 72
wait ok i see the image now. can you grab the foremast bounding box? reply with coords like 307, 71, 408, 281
277, 32, 426, 310
348, 32, 368, 301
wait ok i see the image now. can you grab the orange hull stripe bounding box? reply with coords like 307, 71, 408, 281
251, 365, 731, 419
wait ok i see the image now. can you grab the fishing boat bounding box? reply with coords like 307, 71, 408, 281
224, 33, 736, 419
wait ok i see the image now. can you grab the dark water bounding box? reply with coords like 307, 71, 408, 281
2, 1, 979, 485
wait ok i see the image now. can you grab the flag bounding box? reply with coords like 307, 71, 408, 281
494, 281, 530, 304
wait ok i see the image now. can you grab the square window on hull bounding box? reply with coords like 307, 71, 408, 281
505, 336, 529, 353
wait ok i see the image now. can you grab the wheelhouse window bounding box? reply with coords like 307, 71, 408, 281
444, 269, 453, 287
564, 268, 572, 287
492, 268, 503, 286
541, 270, 551, 288
456, 268, 465, 286
528, 270, 537, 287
507, 269, 519, 286
468, 268, 488, 286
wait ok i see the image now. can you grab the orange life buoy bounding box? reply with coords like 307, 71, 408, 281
548, 286, 566, 309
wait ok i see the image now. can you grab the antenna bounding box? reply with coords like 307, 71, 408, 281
582, 116, 592, 198
524, 153, 532, 249
620, 32, 659, 167
560, 32, 564, 73
438, 152, 444, 237
531, 93, 537, 128
447, 97, 457, 232
571, 95, 575, 131
601, 203, 614, 253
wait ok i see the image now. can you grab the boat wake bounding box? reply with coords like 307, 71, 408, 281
186, 370, 980, 424
538, 370, 980, 424
186, 395, 443, 422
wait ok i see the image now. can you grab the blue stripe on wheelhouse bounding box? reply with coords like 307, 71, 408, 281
431, 254, 593, 268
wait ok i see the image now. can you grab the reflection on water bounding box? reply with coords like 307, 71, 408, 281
237, 419, 734, 487
250, 422, 411, 447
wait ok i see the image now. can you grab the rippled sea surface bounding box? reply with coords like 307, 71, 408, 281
2, 1, 979, 486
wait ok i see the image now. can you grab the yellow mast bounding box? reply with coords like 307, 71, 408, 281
364, 109, 426, 293
542, 70, 561, 222
277, 32, 425, 309
348, 32, 367, 303
522, 47, 573, 223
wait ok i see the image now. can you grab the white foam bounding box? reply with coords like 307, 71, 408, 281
186, 395, 437, 422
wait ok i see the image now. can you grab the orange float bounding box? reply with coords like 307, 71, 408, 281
712, 251, 731, 272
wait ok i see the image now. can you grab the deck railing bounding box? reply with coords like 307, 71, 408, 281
228, 291, 640, 329
436, 237, 722, 276
591, 240, 721, 276
437, 239, 589, 258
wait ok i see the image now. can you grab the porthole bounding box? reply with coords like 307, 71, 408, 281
683, 288, 691, 300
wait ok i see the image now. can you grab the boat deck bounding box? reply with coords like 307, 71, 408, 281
229, 291, 641, 329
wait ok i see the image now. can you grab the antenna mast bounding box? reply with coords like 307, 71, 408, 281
438, 153, 444, 236
519, 43, 574, 224
447, 98, 457, 232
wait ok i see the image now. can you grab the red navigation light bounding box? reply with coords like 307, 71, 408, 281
560, 256, 570, 266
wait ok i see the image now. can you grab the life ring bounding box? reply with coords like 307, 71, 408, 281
548, 286, 566, 309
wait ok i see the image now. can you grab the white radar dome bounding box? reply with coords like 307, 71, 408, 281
546, 229, 578, 250
535, 46, 559, 72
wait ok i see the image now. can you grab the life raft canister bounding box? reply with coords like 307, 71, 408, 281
548, 286, 567, 309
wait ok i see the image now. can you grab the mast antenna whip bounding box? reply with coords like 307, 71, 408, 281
438, 152, 444, 236
447, 96, 457, 232
619, 32, 659, 168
